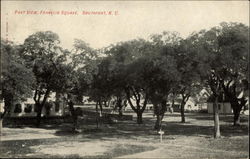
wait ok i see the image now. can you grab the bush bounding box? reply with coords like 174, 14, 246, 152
198, 109, 208, 113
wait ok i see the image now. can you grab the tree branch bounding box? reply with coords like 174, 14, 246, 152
125, 89, 137, 112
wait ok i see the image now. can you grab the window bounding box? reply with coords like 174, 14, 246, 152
218, 104, 221, 110
24, 104, 33, 113
14, 104, 22, 113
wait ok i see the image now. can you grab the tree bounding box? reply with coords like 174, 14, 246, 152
104, 34, 180, 127
125, 58, 149, 124
147, 32, 181, 129
146, 56, 179, 130
175, 39, 203, 123
103, 39, 153, 124
118, 32, 181, 128
68, 39, 104, 129
190, 22, 249, 130
0, 39, 34, 133
188, 27, 224, 138
215, 22, 249, 126
22, 31, 69, 127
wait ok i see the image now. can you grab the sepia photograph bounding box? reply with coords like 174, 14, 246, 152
0, 1, 249, 158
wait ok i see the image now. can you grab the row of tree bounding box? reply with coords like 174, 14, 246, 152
0, 22, 249, 138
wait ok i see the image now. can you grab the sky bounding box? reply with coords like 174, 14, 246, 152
1, 1, 249, 50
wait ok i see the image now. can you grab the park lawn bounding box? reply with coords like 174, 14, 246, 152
0, 112, 249, 158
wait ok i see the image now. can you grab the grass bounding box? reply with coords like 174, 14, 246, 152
0, 112, 249, 158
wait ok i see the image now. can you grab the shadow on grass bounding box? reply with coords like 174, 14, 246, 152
163, 122, 248, 137
3, 113, 248, 140
1, 126, 157, 158
66, 114, 248, 140
0, 138, 64, 158
185, 113, 249, 123
49, 117, 248, 144
55, 129, 80, 136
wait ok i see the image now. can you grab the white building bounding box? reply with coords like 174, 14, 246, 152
207, 94, 232, 114
9, 92, 68, 117
207, 102, 232, 114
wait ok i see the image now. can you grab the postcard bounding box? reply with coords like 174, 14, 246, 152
1, 1, 249, 158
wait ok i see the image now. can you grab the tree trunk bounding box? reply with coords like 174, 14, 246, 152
0, 94, 14, 132
180, 104, 185, 123
36, 103, 43, 127
69, 100, 77, 131
35, 89, 51, 127
136, 111, 143, 124
171, 98, 175, 113
213, 96, 221, 138
154, 114, 164, 131
180, 98, 186, 123
234, 111, 240, 126
0, 109, 7, 135
0, 118, 3, 135
180, 94, 189, 123
118, 107, 123, 116
232, 107, 241, 126
154, 114, 161, 130
99, 101, 103, 115
125, 88, 149, 124
95, 101, 103, 128
117, 97, 123, 117
230, 100, 244, 126
95, 102, 99, 128
153, 100, 167, 131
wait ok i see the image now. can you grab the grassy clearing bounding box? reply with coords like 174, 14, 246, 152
0, 112, 248, 158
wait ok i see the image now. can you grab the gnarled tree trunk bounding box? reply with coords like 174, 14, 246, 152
126, 88, 148, 124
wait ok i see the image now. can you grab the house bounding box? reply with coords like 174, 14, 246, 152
165, 88, 210, 112
167, 97, 199, 112
8, 92, 68, 117
207, 94, 232, 114
184, 97, 200, 111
